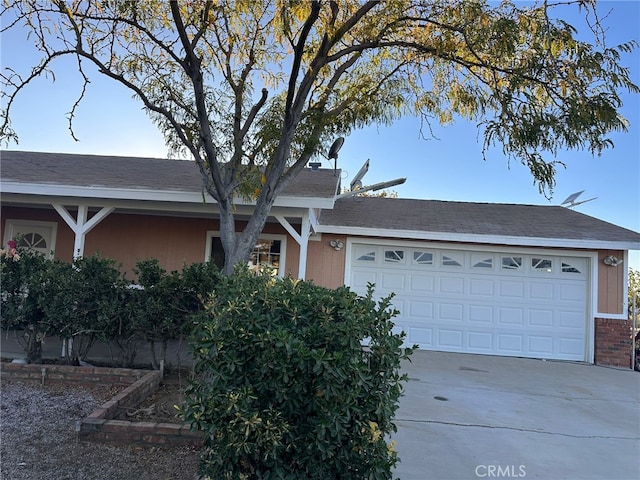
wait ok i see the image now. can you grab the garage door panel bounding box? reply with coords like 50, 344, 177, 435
499, 280, 525, 298
467, 331, 493, 351
408, 300, 433, 319
409, 274, 435, 292
438, 329, 464, 348
469, 305, 493, 324
439, 303, 464, 321
559, 337, 584, 357
559, 310, 585, 329
529, 309, 554, 327
497, 334, 524, 353
559, 283, 585, 302
530, 282, 554, 300
380, 272, 404, 291
499, 307, 525, 326
528, 336, 554, 355
440, 276, 464, 294
470, 278, 494, 296
352, 270, 376, 289
350, 244, 588, 361
408, 327, 434, 347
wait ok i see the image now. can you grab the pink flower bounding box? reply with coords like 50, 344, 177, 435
7, 240, 17, 249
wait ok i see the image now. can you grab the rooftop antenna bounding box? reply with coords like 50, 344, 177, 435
309, 137, 345, 173
350, 159, 370, 191
561, 190, 597, 209
327, 137, 345, 175
337, 177, 407, 200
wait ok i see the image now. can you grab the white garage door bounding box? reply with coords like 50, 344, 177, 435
349, 243, 589, 361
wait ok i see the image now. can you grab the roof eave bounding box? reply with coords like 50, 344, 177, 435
314, 224, 640, 251
0, 182, 336, 209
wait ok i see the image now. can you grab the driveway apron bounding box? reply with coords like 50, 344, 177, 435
393, 351, 640, 480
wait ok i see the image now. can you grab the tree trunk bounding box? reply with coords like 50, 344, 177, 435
213, 143, 295, 276
217, 196, 274, 276
24, 329, 42, 364
149, 339, 159, 370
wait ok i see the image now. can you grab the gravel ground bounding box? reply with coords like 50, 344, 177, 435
1, 381, 200, 480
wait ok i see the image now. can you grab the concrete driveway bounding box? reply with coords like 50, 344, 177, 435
393, 351, 640, 480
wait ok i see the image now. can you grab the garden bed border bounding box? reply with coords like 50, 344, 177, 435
0, 362, 203, 447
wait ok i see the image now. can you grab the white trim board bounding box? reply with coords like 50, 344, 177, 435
1, 182, 336, 209
316, 224, 640, 251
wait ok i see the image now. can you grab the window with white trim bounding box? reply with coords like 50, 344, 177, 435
471, 254, 493, 269
413, 251, 434, 265
18, 232, 48, 250
442, 253, 462, 267
250, 239, 282, 273
3, 219, 57, 258
207, 232, 286, 276
501, 256, 522, 270
531, 258, 553, 272
561, 262, 581, 274
355, 249, 376, 262
384, 250, 405, 263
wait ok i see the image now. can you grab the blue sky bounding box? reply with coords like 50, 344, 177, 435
2, 1, 639, 267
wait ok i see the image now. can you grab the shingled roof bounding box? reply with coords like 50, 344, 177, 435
317, 197, 640, 250
2, 150, 638, 250
0, 150, 340, 200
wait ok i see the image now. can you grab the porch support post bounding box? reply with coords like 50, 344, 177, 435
298, 211, 310, 280
275, 210, 310, 280
52, 204, 115, 258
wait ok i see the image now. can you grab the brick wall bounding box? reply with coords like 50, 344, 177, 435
79, 370, 202, 447
80, 417, 203, 446
0, 362, 147, 387
594, 318, 633, 368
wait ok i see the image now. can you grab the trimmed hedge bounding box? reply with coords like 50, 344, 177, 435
0, 246, 222, 366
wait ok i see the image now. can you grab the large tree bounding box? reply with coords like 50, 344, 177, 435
1, 0, 637, 274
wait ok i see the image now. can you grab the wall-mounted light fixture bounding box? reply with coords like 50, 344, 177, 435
330, 239, 344, 251
603, 255, 623, 267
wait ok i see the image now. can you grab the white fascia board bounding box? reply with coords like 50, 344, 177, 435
274, 195, 335, 209
595, 312, 629, 320
2, 182, 208, 203
1, 182, 335, 209
315, 224, 640, 251
2, 192, 320, 221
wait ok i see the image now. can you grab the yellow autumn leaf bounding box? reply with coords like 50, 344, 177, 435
559, 80, 567, 97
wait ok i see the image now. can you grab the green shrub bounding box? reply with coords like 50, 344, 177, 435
180, 260, 223, 313
39, 254, 127, 365
0, 243, 49, 362
183, 268, 415, 479
629, 268, 639, 319
133, 259, 208, 369
107, 285, 143, 368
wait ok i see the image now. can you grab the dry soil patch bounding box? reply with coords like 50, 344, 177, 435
1, 381, 199, 480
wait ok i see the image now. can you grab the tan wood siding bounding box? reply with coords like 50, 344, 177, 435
2, 206, 298, 278
597, 250, 624, 315
86, 213, 215, 275
305, 235, 346, 289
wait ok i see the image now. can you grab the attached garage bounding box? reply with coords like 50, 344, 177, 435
348, 241, 590, 361
3, 152, 640, 367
